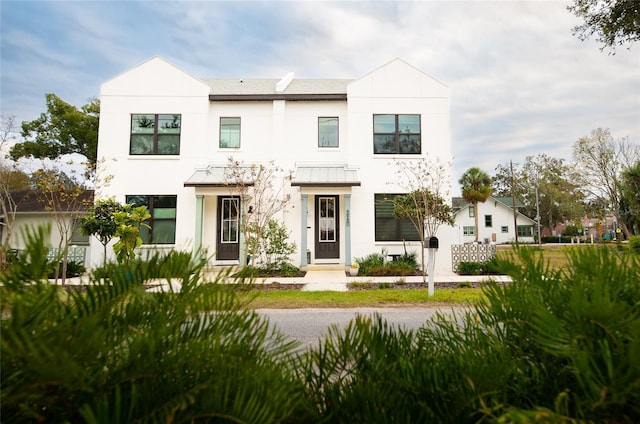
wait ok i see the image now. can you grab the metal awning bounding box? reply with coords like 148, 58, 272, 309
183, 166, 255, 187
291, 165, 361, 187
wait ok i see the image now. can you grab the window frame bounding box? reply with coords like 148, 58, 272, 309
219, 117, 241, 149
374, 194, 421, 242
501, 226, 509, 233
463, 226, 475, 236
125, 195, 177, 245
373, 114, 421, 155
484, 215, 493, 228
468, 205, 475, 217
130, 114, 181, 155
318, 117, 339, 148
517, 225, 534, 237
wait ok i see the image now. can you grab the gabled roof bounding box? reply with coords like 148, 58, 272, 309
452, 196, 525, 212
1, 189, 94, 214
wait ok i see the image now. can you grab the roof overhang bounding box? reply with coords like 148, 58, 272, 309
184, 167, 255, 188
291, 165, 361, 187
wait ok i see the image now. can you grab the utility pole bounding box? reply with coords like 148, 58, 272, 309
510, 161, 519, 247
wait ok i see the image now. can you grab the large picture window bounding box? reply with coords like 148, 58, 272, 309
318, 117, 339, 147
374, 194, 420, 242
373, 114, 421, 154
517, 225, 534, 237
130, 114, 181, 155
126, 195, 177, 244
220, 117, 241, 148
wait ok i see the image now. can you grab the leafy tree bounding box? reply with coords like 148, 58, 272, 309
79, 198, 125, 268
112, 204, 151, 265
494, 155, 586, 236
459, 167, 493, 242
394, 157, 453, 295
572, 128, 639, 239
247, 219, 296, 271
11, 93, 99, 166
619, 160, 640, 234
568, 0, 640, 52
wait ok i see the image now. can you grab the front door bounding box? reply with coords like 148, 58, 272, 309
217, 196, 240, 261
315, 195, 339, 259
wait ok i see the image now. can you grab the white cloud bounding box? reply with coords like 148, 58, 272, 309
1, 0, 638, 195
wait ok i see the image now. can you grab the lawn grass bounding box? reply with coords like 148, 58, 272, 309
496, 243, 627, 271
240, 287, 484, 309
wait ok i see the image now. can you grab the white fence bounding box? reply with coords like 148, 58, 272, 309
46, 246, 88, 266
451, 244, 497, 272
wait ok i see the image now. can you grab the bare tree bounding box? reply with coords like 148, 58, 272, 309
573, 128, 640, 239
1, 115, 22, 269
221, 157, 291, 267
394, 156, 453, 296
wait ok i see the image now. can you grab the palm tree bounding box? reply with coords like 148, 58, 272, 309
459, 167, 493, 242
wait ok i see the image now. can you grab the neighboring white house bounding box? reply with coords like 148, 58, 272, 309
452, 196, 537, 244
1, 189, 93, 266
93, 56, 456, 273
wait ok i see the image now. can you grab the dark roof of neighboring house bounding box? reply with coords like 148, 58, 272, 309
1, 189, 94, 214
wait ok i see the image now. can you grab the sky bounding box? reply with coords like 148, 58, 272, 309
1, 0, 639, 194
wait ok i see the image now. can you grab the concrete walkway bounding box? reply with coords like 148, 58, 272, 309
55, 269, 511, 292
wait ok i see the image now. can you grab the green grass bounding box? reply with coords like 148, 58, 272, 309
240, 287, 484, 309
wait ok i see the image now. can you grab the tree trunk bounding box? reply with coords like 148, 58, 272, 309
473, 202, 479, 242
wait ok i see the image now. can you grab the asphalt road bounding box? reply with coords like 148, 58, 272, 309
258, 306, 467, 349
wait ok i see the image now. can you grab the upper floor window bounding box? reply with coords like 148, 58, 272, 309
130, 114, 181, 155
374, 194, 420, 242
468, 205, 475, 217
220, 117, 240, 148
126, 195, 177, 244
318, 117, 339, 147
373, 114, 421, 154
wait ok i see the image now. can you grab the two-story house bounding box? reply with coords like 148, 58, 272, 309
94, 57, 455, 273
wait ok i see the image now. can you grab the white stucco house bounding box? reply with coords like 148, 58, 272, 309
452, 196, 537, 244
93, 56, 457, 273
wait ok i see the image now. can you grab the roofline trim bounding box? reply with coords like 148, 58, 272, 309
209, 93, 347, 102
290, 182, 361, 187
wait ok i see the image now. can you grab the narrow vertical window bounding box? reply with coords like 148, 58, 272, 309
318, 197, 336, 242
220, 117, 241, 148
221, 198, 239, 243
318, 117, 339, 147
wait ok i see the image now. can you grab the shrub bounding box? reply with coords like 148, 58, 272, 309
46, 260, 86, 279
456, 261, 483, 275
629, 235, 640, 254
1, 226, 315, 423
303, 246, 640, 422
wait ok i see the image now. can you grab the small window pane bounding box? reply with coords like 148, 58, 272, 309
318, 117, 338, 147
152, 221, 176, 244
132, 115, 155, 133
130, 135, 154, 154
157, 135, 180, 154
398, 115, 420, 133
158, 114, 181, 133
374, 135, 396, 154
373, 115, 395, 133
398, 134, 421, 154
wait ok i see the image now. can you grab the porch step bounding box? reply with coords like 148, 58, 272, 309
303, 264, 346, 271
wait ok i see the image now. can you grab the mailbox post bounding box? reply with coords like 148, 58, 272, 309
427, 236, 438, 297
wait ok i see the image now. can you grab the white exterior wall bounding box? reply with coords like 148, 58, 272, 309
94, 57, 454, 274
454, 200, 536, 244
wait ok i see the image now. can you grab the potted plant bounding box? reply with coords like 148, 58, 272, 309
349, 262, 359, 276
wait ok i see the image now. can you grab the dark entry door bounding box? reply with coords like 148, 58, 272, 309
217, 196, 240, 261
315, 195, 339, 259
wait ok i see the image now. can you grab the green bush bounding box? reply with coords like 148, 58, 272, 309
302, 246, 640, 422
1, 226, 315, 423
355, 249, 417, 276
457, 257, 501, 275
629, 235, 640, 254
46, 260, 86, 278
